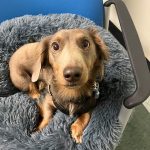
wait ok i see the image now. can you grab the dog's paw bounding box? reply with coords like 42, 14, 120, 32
71, 123, 83, 143
36, 119, 49, 131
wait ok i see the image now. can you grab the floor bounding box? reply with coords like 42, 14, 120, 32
116, 104, 150, 150
143, 96, 150, 113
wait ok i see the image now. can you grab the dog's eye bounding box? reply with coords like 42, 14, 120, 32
52, 42, 60, 51
81, 39, 90, 49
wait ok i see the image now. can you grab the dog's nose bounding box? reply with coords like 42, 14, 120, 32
63, 67, 82, 82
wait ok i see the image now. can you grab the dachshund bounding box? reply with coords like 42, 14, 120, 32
9, 28, 109, 143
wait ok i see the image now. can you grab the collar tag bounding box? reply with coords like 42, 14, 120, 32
93, 82, 100, 99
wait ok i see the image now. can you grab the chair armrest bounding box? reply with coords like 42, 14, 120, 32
104, 0, 150, 108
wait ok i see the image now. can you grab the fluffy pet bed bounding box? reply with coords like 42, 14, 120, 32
0, 14, 136, 150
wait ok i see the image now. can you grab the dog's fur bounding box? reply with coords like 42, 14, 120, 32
9, 28, 109, 143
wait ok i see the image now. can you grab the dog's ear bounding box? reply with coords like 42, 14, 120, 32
31, 36, 51, 82
88, 28, 109, 61
31, 57, 42, 82
88, 28, 109, 80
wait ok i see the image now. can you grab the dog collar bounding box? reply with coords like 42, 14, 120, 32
48, 81, 100, 115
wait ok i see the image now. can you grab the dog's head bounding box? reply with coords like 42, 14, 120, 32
32, 28, 109, 92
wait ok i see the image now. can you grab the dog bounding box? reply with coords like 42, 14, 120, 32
9, 28, 109, 143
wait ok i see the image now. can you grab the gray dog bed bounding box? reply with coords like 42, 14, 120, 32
0, 14, 136, 150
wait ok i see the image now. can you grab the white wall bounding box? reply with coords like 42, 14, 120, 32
106, 0, 150, 61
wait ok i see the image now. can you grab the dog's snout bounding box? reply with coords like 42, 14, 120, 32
63, 67, 82, 82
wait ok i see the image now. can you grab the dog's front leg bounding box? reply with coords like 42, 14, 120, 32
37, 93, 56, 130
28, 82, 40, 99
71, 112, 91, 143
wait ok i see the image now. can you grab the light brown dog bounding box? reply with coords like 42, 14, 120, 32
9, 28, 109, 143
